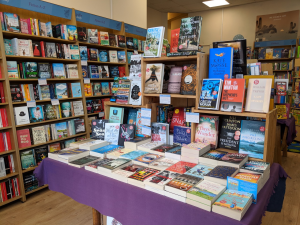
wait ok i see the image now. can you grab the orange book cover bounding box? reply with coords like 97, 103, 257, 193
84, 84, 92, 96
170, 28, 180, 53
220, 79, 245, 112
24, 84, 31, 101
234, 172, 261, 183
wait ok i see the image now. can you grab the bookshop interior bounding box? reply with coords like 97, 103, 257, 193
1, 0, 300, 224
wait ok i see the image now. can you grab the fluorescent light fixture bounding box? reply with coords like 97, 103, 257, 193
203, 0, 229, 7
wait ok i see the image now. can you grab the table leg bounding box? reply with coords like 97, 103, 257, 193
282, 126, 288, 157
92, 208, 102, 225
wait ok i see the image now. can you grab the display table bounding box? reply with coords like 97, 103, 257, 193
34, 159, 288, 225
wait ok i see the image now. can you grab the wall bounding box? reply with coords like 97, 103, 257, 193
189, 0, 300, 50
43, 0, 147, 29
147, 7, 168, 38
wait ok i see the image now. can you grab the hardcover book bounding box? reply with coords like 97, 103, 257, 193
170, 28, 180, 53
87, 29, 98, 43
126, 37, 134, 49
91, 119, 109, 140
118, 124, 135, 146
3, 13, 20, 32
43, 104, 58, 120
99, 50, 108, 62
28, 105, 44, 123
66, 25, 78, 41
52, 63, 66, 79
31, 126, 46, 144
104, 123, 120, 145
173, 126, 191, 146
239, 120, 265, 159
66, 64, 79, 79
198, 79, 222, 110
151, 123, 169, 144
221, 79, 245, 112
60, 102, 72, 118
20, 150, 36, 170
118, 35, 126, 48
77, 27, 87, 42
129, 81, 142, 105
195, 115, 219, 149
45, 42, 57, 58
71, 83, 82, 97
209, 47, 234, 80
55, 83, 68, 99
55, 122, 68, 139
185, 164, 215, 179
166, 161, 197, 174
109, 34, 117, 46
34, 147, 48, 165
100, 32, 109, 45
16, 129, 31, 148
181, 64, 197, 95
14, 106, 30, 125
144, 26, 164, 57
38, 63, 51, 78
24, 62, 38, 78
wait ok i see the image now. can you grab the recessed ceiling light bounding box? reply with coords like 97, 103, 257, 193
203, 0, 229, 7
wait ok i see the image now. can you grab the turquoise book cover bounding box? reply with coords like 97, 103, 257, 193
127, 109, 137, 125
91, 145, 122, 154
109, 107, 124, 123
28, 105, 44, 123
209, 47, 233, 80
21, 150, 36, 169
101, 82, 111, 95
227, 177, 257, 203
4, 39, 13, 55
64, 138, 76, 148
121, 150, 148, 160
71, 83, 82, 97
53, 63, 66, 78
117, 51, 126, 63
185, 164, 214, 179
69, 44, 80, 59
55, 83, 68, 99
61, 102, 72, 118
55, 122, 68, 139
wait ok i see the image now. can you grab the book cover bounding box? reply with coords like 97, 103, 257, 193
4, 39, 13, 55
198, 79, 222, 110
188, 180, 225, 201
69, 45, 80, 60
178, 16, 202, 52
134, 153, 163, 165
145, 170, 179, 186
166, 161, 197, 174
55, 83, 68, 99
118, 35, 126, 48
88, 29, 98, 43
16, 129, 31, 148
213, 189, 252, 210
7, 61, 18, 78
117, 51, 126, 63
56, 122, 68, 139
121, 150, 148, 160
241, 161, 270, 173
34, 147, 48, 165
91, 119, 109, 140
195, 115, 219, 149
266, 49, 273, 59
52, 63, 66, 79
109, 107, 123, 123
66, 64, 79, 79
66, 25, 78, 41
181, 64, 197, 95
74, 119, 85, 134
185, 164, 214, 179
20, 150, 36, 169
205, 166, 238, 179
39, 85, 50, 100
99, 50, 108, 62
79, 46, 88, 60
135, 109, 143, 137
43, 104, 57, 120
38, 63, 51, 78
168, 67, 182, 93
209, 47, 233, 80
24, 62, 38, 78
239, 120, 265, 159
100, 32, 109, 45
221, 79, 245, 112
151, 123, 168, 144
152, 144, 180, 154
234, 172, 261, 183
219, 116, 243, 151
170, 28, 180, 53
45, 42, 57, 58
60, 102, 72, 118
276, 105, 287, 119
133, 38, 138, 50
71, 83, 82, 97
99, 158, 131, 171
31, 126, 46, 144
104, 123, 120, 145
109, 34, 117, 46
77, 27, 87, 42
3, 13, 20, 32
28, 105, 44, 123
118, 124, 135, 146
149, 157, 178, 170
173, 126, 191, 146
91, 145, 122, 155
101, 82, 111, 95
166, 174, 202, 191
273, 48, 283, 59
144, 27, 164, 57
126, 37, 134, 49
220, 153, 248, 164
201, 150, 228, 160
32, 41, 42, 57
14, 106, 30, 125
128, 168, 160, 182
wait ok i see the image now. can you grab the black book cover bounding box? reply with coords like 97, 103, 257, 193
118, 35, 126, 48
55, 43, 62, 58
89, 48, 98, 61
109, 66, 119, 78
52, 25, 57, 38
77, 27, 87, 42
219, 115, 245, 151
24, 62, 39, 78
109, 34, 116, 46
123, 108, 130, 127
74, 119, 85, 134
91, 119, 109, 140
55, 24, 62, 39
86, 100, 94, 114
33, 83, 39, 100
10, 84, 23, 102
118, 124, 136, 146
32, 41, 42, 57
34, 146, 48, 165
38, 63, 51, 79
126, 37, 134, 49
3, 155, 11, 174
61, 44, 65, 59
5, 180, 12, 199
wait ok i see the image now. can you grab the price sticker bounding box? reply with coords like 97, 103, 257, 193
141, 108, 151, 118
141, 117, 151, 126
159, 95, 171, 104
51, 99, 59, 105
81, 60, 87, 66
186, 112, 200, 123
142, 126, 151, 136
27, 101, 36, 107
84, 78, 90, 84
99, 112, 105, 117
38, 79, 47, 85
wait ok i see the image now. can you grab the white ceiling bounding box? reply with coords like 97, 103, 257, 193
148, 0, 272, 13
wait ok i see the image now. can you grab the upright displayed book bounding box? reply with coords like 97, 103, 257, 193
144, 26, 165, 57
198, 79, 223, 110
173, 126, 191, 146
144, 64, 164, 94
118, 124, 135, 146
104, 123, 120, 145
109, 107, 124, 123
91, 119, 109, 140
151, 123, 169, 144
221, 79, 245, 112
195, 115, 219, 149
209, 47, 233, 80
170, 28, 180, 53
181, 64, 197, 95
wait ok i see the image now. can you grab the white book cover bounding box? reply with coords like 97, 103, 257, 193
18, 39, 32, 56
144, 26, 165, 58
129, 54, 142, 80
66, 64, 79, 78
72, 101, 84, 116
149, 157, 179, 170
129, 80, 142, 105
109, 50, 118, 63
11, 38, 19, 56
104, 123, 120, 145
14, 106, 30, 125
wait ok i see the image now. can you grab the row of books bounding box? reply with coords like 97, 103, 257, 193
23, 173, 39, 193
4, 39, 79, 59
84, 82, 112, 97
0, 154, 15, 178
0, 12, 77, 40
0, 177, 20, 203
86, 98, 110, 114
273, 61, 293, 70
10, 82, 82, 102
7, 61, 79, 79
82, 65, 125, 78
13, 101, 84, 125
0, 108, 9, 128
80, 46, 126, 63
0, 131, 12, 152
258, 47, 296, 59
20, 148, 48, 170
16, 119, 85, 148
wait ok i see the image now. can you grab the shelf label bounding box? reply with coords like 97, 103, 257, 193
99, 112, 105, 117
159, 95, 171, 104
142, 126, 151, 136
81, 60, 87, 66
186, 112, 200, 123
51, 99, 59, 105
134, 50, 138, 55
38, 79, 47, 85
27, 101, 36, 107
141, 108, 151, 118
141, 117, 151, 126
84, 78, 90, 84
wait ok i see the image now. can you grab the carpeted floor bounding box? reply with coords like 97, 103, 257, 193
287, 141, 300, 153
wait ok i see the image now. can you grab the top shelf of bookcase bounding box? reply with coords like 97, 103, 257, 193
142, 55, 198, 62
193, 109, 271, 118
2, 31, 77, 44
78, 42, 125, 51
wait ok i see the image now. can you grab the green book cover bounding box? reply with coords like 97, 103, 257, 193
61, 102, 72, 118
109, 107, 124, 123
24, 62, 39, 78
21, 149, 36, 169
55, 122, 68, 139
4, 39, 13, 55
43, 104, 58, 120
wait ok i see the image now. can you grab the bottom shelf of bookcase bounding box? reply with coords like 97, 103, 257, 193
0, 195, 22, 207
25, 185, 49, 196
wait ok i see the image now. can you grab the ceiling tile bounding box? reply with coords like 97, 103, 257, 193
184, 3, 209, 11
150, 0, 180, 9
171, 0, 201, 5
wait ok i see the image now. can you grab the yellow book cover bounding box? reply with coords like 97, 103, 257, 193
266, 49, 273, 59
234, 172, 261, 183
275, 105, 287, 119
24, 84, 31, 101
84, 83, 92, 96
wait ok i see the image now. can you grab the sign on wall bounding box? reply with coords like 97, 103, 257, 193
125, 23, 147, 37
255, 10, 299, 42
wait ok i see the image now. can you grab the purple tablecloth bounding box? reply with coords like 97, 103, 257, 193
277, 117, 296, 146
34, 159, 288, 225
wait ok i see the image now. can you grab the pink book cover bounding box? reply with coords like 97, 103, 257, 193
195, 115, 219, 149
168, 67, 182, 94
166, 161, 197, 174
20, 19, 29, 34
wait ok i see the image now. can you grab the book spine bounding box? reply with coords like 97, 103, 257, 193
6, 132, 11, 151
0, 83, 5, 103
40, 41, 46, 57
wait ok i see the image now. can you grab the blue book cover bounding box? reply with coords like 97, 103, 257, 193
66, 25, 78, 41
198, 79, 222, 109
71, 83, 82, 97
165, 146, 181, 155
227, 177, 258, 203
82, 65, 89, 78
185, 164, 214, 180
258, 48, 266, 59
205, 166, 237, 179
52, 63, 66, 78
3, 12, 20, 32
49, 84, 55, 99
109, 107, 124, 123
127, 109, 137, 125
273, 48, 283, 59
79, 46, 88, 60
55, 122, 68, 138
101, 82, 111, 95
4, 39, 13, 55
127, 52, 133, 63
61, 102, 72, 118
209, 47, 233, 80
110, 66, 119, 78
21, 150, 36, 169
136, 109, 143, 137
69, 45, 80, 59
117, 51, 126, 63
91, 145, 121, 154
89, 65, 99, 78
173, 126, 191, 146
55, 83, 68, 99
239, 120, 265, 159
99, 50, 108, 62
64, 138, 76, 148
28, 105, 44, 123
46, 22, 53, 37
121, 150, 148, 160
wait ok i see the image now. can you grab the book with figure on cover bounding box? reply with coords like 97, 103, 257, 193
221, 79, 245, 112
209, 47, 234, 80
144, 64, 164, 94
144, 26, 164, 57
91, 119, 109, 140
118, 124, 135, 146
166, 161, 196, 174
144, 170, 180, 190
195, 115, 219, 149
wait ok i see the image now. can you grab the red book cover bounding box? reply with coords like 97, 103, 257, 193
16, 178, 20, 196
40, 41, 46, 57
221, 79, 245, 112
16, 129, 32, 149
0, 133, 4, 152
170, 28, 180, 53
0, 109, 6, 127
2, 182, 7, 201
0, 83, 5, 103
276, 81, 287, 96
119, 67, 126, 77
5, 132, 12, 150
27, 18, 32, 34
166, 161, 197, 174
170, 107, 186, 133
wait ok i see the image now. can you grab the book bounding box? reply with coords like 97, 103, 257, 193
178, 16, 202, 52
55, 83, 68, 99
184, 164, 215, 179
28, 105, 44, 123
126, 37, 134, 49
212, 190, 253, 221
129, 81, 142, 106
148, 157, 178, 170
170, 28, 180, 53
199, 149, 228, 165
45, 42, 57, 58
14, 106, 30, 125
124, 137, 151, 150
20, 150, 36, 170
87, 29, 98, 43
98, 158, 132, 174
219, 116, 243, 151
77, 27, 87, 42
24, 62, 38, 78
100, 32, 109, 45
7, 61, 18, 78
52, 63, 66, 79
4, 39, 13, 55
118, 124, 135, 146
32, 41, 42, 57
99, 50, 108, 62
85, 158, 113, 173
106, 148, 132, 159
117, 51, 126, 63
173, 126, 191, 146
118, 35, 126, 48
71, 83, 82, 97
34, 147, 48, 165
38, 63, 51, 79
239, 120, 265, 160
245, 79, 272, 113
109, 107, 124, 123
111, 163, 145, 183
134, 153, 163, 166
144, 26, 164, 57
90, 145, 122, 158
204, 166, 238, 185
3, 13, 20, 32
72, 101, 84, 116
104, 123, 120, 145
144, 170, 180, 190
240, 161, 270, 174
128, 168, 160, 188
91, 119, 109, 140
69, 45, 80, 59
120, 150, 148, 160
17, 129, 31, 148
221, 79, 245, 112
31, 126, 46, 145
74, 119, 85, 134
168, 67, 182, 94
198, 79, 223, 110
209, 47, 233, 80
68, 155, 100, 168
55, 122, 68, 139
195, 115, 219, 149
180, 64, 197, 95
218, 153, 249, 168
66, 25, 77, 41
43, 104, 58, 120
109, 34, 117, 46
166, 161, 196, 174
151, 123, 169, 144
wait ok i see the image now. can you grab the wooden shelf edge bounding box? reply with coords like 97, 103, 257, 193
0, 172, 19, 181
25, 185, 49, 196
12, 97, 83, 105
142, 55, 198, 62
193, 109, 268, 118
9, 78, 81, 82
104, 102, 144, 108
85, 95, 112, 98
143, 93, 196, 99
78, 42, 125, 50
22, 166, 37, 173
6, 55, 79, 62
0, 196, 22, 207
0, 126, 12, 130
258, 58, 294, 61
0, 150, 16, 156
87, 61, 126, 65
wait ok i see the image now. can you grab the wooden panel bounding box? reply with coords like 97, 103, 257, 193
295, 58, 300, 67
261, 63, 274, 75
264, 108, 277, 164
247, 59, 258, 64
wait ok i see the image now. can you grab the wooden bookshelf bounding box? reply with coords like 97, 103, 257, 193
85, 95, 112, 99
0, 150, 16, 156
0, 172, 19, 181
0, 196, 22, 207
22, 166, 37, 173
6, 55, 79, 62
87, 61, 126, 65
12, 97, 83, 105
193, 109, 269, 118
25, 185, 49, 196
78, 42, 125, 50
9, 78, 81, 82
258, 58, 294, 61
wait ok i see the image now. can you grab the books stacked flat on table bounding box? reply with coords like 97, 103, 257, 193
120, 150, 148, 160
134, 153, 163, 166
90, 145, 123, 158
106, 148, 131, 159
70, 138, 95, 148
164, 145, 182, 161
137, 141, 163, 152
166, 161, 197, 174
198, 149, 228, 166
78, 140, 108, 151
111, 163, 145, 183
233, 172, 263, 193
144, 170, 180, 193
186, 180, 226, 211
148, 157, 179, 171
128, 168, 160, 188
150, 144, 180, 157
84, 158, 113, 173
184, 164, 215, 180
124, 137, 151, 150
98, 158, 132, 176
181, 142, 210, 164
48, 148, 89, 163
68, 155, 100, 168
217, 153, 249, 168
204, 166, 238, 185
212, 190, 253, 221
240, 161, 270, 187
